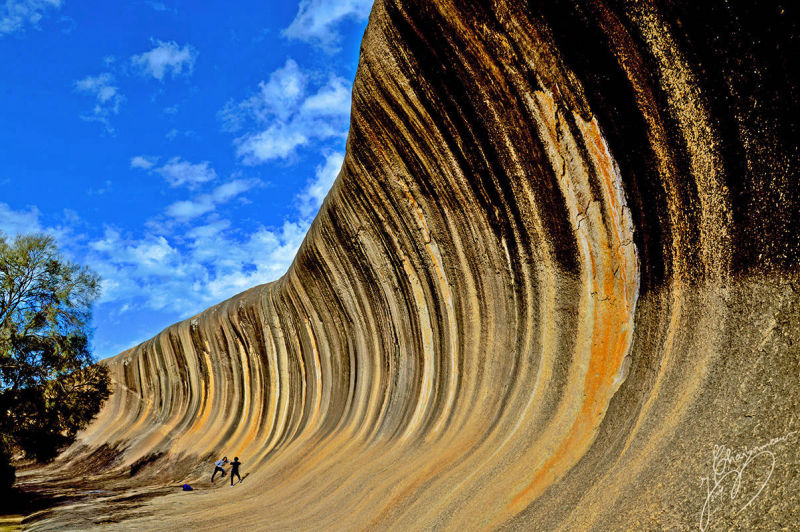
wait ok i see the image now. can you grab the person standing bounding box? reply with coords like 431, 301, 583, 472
230, 457, 242, 486
211, 456, 228, 482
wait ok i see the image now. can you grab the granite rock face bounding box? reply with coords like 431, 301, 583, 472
27, 1, 799, 530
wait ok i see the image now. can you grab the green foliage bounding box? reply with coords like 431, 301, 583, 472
0, 233, 110, 489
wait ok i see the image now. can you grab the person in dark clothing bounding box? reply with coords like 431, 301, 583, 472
230, 457, 242, 486
211, 456, 228, 482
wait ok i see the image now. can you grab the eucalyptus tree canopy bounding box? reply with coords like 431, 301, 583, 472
0, 233, 110, 489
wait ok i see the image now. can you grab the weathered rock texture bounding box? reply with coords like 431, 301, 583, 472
23, 1, 799, 530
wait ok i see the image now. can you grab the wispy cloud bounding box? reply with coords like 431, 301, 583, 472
87, 217, 308, 317
0, 0, 62, 37
164, 178, 260, 222
74, 73, 124, 131
75, 39, 195, 131
145, 1, 171, 12
164, 199, 214, 221
0, 203, 86, 254
235, 124, 309, 163
298, 151, 343, 218
0, 202, 42, 236
219, 59, 351, 165
75, 73, 119, 103
153, 157, 217, 188
220, 59, 307, 130
130, 155, 157, 169
283, 0, 373, 52
300, 75, 351, 116
165, 128, 195, 140
88, 179, 113, 196
131, 39, 197, 81
2, 196, 290, 341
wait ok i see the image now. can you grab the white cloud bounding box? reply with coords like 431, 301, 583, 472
154, 157, 217, 188
185, 219, 231, 240
236, 124, 309, 163
0, 203, 85, 257
164, 178, 260, 222
165, 198, 215, 220
130, 155, 157, 169
300, 75, 351, 116
75, 73, 118, 103
203, 221, 308, 299
88, 226, 120, 252
131, 39, 197, 81
87, 218, 309, 316
220, 59, 307, 131
0, 200, 309, 357
299, 151, 343, 218
212, 179, 256, 202
222, 59, 352, 165
283, 0, 373, 51
74, 73, 124, 131
0, 202, 42, 236
130, 235, 176, 266
0, 0, 61, 36
90, 230, 184, 305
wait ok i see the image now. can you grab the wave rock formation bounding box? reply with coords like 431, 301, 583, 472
25, 1, 799, 530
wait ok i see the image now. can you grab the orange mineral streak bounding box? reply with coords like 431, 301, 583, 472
509, 91, 638, 511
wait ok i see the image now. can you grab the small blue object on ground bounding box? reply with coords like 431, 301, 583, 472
182, 484, 193, 491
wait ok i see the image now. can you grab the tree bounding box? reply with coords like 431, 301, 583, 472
0, 233, 110, 490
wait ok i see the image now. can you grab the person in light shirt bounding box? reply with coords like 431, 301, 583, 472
211, 456, 228, 482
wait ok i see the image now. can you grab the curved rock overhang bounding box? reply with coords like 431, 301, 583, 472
27, 1, 799, 530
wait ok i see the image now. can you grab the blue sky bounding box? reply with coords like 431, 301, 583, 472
0, 0, 373, 358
